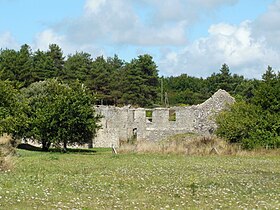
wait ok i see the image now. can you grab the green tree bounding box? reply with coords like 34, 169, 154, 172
0, 45, 35, 87
234, 79, 260, 102
120, 54, 159, 107
216, 66, 280, 149
17, 44, 35, 87
88, 56, 112, 104
33, 50, 54, 81
61, 52, 92, 83
0, 49, 18, 81
0, 79, 28, 137
47, 44, 65, 77
216, 102, 261, 144
252, 66, 280, 113
22, 79, 101, 151
107, 55, 125, 105
32, 44, 64, 81
163, 74, 209, 106
206, 64, 244, 94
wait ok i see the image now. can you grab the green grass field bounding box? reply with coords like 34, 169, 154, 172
0, 148, 279, 209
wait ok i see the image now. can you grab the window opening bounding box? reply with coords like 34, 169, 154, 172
146, 110, 153, 122
169, 109, 176, 121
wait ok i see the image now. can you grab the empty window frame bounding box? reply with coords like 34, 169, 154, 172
169, 109, 176, 121
146, 110, 153, 122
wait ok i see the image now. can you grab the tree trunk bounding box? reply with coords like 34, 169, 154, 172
42, 139, 51, 151
42, 140, 48, 151
63, 141, 67, 153
88, 139, 93, 148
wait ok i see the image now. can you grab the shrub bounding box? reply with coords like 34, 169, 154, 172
216, 102, 280, 149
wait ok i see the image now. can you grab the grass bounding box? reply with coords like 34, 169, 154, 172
120, 133, 280, 157
0, 147, 279, 209
119, 134, 241, 155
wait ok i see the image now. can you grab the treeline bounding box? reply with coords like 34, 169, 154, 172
163, 65, 249, 105
0, 44, 158, 107
0, 44, 259, 107
0, 44, 279, 149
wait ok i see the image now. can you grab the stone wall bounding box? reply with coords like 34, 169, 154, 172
93, 89, 235, 147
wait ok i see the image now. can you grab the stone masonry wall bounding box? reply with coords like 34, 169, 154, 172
93, 89, 235, 147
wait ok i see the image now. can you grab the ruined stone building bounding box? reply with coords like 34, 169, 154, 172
93, 89, 235, 147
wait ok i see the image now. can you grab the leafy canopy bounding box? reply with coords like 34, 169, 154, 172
216, 66, 280, 149
22, 79, 101, 151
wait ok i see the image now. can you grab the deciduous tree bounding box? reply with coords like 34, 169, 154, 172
22, 79, 101, 151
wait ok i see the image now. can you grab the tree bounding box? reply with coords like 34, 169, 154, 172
215, 102, 261, 144
119, 54, 159, 107
163, 74, 209, 106
234, 79, 260, 102
47, 44, 65, 77
88, 56, 112, 104
216, 66, 280, 149
216, 101, 280, 149
0, 79, 28, 138
32, 44, 64, 81
252, 66, 280, 113
61, 52, 92, 84
0, 45, 35, 87
0, 49, 18, 81
22, 79, 101, 151
33, 50, 54, 81
107, 55, 125, 105
17, 44, 35, 87
206, 64, 244, 94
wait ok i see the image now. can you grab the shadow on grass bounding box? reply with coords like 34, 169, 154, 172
17, 143, 42, 151
49, 147, 98, 154
17, 143, 102, 154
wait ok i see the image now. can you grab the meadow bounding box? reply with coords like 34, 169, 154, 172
0, 148, 279, 210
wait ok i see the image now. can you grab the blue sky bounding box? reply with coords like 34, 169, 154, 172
0, 0, 279, 78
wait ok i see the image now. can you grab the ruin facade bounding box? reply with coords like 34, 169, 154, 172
93, 89, 235, 147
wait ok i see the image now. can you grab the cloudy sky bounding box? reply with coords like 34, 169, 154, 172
0, 0, 279, 78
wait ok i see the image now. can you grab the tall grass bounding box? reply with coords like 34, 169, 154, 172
119, 133, 280, 156
0, 134, 15, 171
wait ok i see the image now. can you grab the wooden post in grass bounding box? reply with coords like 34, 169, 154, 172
112, 144, 117, 154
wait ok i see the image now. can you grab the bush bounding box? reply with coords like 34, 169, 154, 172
216, 102, 280, 149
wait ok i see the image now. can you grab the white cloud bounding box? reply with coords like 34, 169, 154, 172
159, 21, 280, 78
33, 29, 105, 58
33, 29, 65, 51
0, 32, 19, 49
54, 0, 238, 47
84, 0, 107, 15
6, 0, 279, 79
253, 0, 280, 49
62, 0, 141, 46
145, 0, 237, 23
